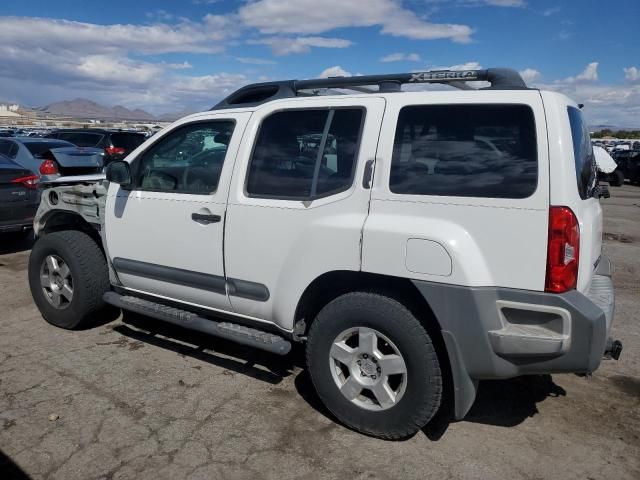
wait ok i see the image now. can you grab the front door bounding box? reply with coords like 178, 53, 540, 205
105, 113, 250, 311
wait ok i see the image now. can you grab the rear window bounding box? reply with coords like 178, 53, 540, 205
24, 141, 71, 157
0, 140, 13, 157
567, 107, 597, 199
111, 132, 145, 150
389, 104, 538, 198
57, 132, 104, 147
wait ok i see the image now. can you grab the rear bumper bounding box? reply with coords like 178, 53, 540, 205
412, 256, 617, 418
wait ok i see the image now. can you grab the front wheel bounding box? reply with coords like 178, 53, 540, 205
306, 292, 442, 439
28, 230, 116, 329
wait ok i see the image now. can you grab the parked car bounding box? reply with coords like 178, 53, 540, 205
0, 153, 39, 235
28, 68, 621, 439
45, 129, 145, 164
612, 149, 640, 184
0, 137, 78, 173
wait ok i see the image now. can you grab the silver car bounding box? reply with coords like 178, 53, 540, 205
0, 137, 76, 174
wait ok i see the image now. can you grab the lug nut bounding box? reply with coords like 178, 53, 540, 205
362, 354, 368, 359
371, 375, 377, 380
356, 360, 362, 365
377, 367, 381, 373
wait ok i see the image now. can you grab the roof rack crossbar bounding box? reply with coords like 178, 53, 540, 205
212, 68, 527, 110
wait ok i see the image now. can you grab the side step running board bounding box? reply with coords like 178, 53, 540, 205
103, 292, 292, 355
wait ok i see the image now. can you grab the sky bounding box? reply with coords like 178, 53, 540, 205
0, 0, 639, 125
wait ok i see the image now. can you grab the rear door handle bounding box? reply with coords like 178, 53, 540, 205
363, 159, 375, 189
191, 212, 221, 224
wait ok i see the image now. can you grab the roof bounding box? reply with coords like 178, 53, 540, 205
212, 68, 528, 110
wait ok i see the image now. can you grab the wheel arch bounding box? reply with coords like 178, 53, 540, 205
37, 210, 103, 251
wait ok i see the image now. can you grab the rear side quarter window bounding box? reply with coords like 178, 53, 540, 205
567, 107, 596, 199
389, 104, 538, 199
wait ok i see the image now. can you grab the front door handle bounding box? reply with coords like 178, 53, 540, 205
191, 212, 221, 224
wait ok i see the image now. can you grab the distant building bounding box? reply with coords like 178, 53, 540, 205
0, 103, 20, 112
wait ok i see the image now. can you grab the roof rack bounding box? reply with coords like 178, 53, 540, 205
212, 68, 527, 110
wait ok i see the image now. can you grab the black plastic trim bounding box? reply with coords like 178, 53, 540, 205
227, 278, 270, 301
112, 258, 270, 302
113, 257, 226, 294
212, 68, 528, 109
191, 212, 221, 223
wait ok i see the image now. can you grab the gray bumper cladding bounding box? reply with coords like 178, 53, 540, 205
487, 301, 572, 358
411, 262, 615, 419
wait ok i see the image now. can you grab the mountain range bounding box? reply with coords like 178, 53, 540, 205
35, 98, 192, 122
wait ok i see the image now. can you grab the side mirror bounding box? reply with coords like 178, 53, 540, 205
105, 160, 132, 187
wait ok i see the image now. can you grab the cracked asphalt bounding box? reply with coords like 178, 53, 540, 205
1, 185, 639, 480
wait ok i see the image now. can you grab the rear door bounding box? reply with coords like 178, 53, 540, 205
224, 97, 385, 330
105, 113, 251, 311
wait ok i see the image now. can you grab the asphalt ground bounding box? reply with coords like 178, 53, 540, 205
0, 185, 638, 480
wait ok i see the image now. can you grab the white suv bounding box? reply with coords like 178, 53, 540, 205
28, 68, 621, 439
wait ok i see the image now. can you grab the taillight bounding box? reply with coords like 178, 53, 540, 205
105, 146, 125, 156
39, 159, 58, 175
11, 175, 39, 189
545, 206, 580, 293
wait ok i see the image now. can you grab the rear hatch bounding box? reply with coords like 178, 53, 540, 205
107, 132, 146, 160
110, 132, 145, 152
46, 147, 104, 176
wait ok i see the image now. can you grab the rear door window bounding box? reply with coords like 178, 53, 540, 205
246, 108, 364, 199
111, 133, 145, 151
567, 107, 596, 199
389, 104, 538, 198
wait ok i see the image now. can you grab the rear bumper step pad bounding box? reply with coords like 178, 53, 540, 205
103, 292, 291, 355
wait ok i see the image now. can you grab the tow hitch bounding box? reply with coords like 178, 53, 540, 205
604, 339, 623, 360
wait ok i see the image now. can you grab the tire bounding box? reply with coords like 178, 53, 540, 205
306, 292, 442, 439
609, 170, 624, 187
28, 230, 114, 329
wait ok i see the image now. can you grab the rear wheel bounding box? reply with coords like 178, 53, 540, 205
306, 292, 442, 439
28, 230, 116, 329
